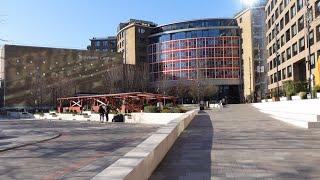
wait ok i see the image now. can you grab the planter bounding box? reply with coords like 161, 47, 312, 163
280, 97, 288, 101
261, 99, 268, 103
267, 99, 272, 102
317, 93, 320, 99
272, 97, 279, 102
83, 114, 90, 118
292, 95, 302, 101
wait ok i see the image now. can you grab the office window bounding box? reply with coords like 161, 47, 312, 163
297, 0, 303, 11
274, 72, 278, 82
281, 35, 285, 46
138, 28, 145, 34
268, 20, 271, 30
269, 47, 273, 56
281, 51, 286, 63
268, 33, 272, 43
309, 30, 314, 46
311, 53, 316, 69
282, 68, 287, 79
272, 14, 275, 24
298, 16, 304, 32
278, 70, 282, 81
276, 23, 280, 34
317, 25, 320, 42
271, 74, 274, 84
280, 18, 284, 30
280, 2, 284, 12
288, 65, 292, 77
286, 29, 291, 42
291, 4, 297, 18
316, 0, 320, 18
291, 23, 298, 37
299, 37, 305, 52
284, 0, 290, 7
275, 8, 279, 19
285, 11, 290, 25
292, 42, 298, 56
286, 47, 292, 59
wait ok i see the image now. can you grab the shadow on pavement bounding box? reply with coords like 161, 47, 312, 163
150, 111, 213, 180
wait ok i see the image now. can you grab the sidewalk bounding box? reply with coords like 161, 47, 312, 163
150, 104, 320, 179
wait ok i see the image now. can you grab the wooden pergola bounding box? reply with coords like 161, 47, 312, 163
57, 92, 176, 113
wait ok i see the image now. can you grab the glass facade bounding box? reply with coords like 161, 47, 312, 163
148, 19, 241, 82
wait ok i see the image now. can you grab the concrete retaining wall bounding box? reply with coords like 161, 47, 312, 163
92, 110, 198, 180
34, 112, 184, 125
252, 99, 320, 128
7, 112, 34, 119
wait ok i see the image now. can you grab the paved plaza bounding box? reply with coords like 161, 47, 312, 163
150, 104, 320, 180
0, 120, 159, 179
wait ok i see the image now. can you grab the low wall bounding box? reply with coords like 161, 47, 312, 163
92, 110, 198, 180
7, 112, 34, 119
34, 112, 185, 125
252, 99, 320, 128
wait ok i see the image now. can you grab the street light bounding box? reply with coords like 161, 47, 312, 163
305, 0, 313, 98
274, 23, 280, 99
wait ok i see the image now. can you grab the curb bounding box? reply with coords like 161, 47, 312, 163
92, 110, 198, 180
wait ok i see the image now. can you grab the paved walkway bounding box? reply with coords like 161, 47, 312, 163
0, 120, 159, 180
0, 128, 60, 152
150, 104, 320, 180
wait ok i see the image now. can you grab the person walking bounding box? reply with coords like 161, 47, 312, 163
105, 103, 111, 122
98, 105, 105, 123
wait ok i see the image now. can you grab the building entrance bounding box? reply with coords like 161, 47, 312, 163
293, 59, 306, 82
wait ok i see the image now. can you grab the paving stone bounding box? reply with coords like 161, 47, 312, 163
150, 104, 320, 180
0, 119, 160, 179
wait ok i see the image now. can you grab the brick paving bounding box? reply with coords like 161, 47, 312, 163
0, 120, 159, 179
150, 104, 320, 180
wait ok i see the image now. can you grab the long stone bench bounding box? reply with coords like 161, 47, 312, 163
92, 110, 198, 180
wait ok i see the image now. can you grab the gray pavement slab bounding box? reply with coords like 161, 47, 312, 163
150, 104, 320, 180
0, 120, 160, 179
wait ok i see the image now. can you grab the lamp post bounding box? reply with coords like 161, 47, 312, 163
274, 24, 280, 99
305, 0, 313, 98
249, 57, 252, 102
258, 44, 263, 102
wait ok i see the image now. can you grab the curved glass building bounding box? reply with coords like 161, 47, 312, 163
148, 19, 242, 102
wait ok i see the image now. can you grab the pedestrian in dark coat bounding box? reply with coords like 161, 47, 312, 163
98, 106, 105, 123
105, 104, 111, 122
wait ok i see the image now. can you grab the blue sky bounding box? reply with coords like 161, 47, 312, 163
0, 0, 244, 49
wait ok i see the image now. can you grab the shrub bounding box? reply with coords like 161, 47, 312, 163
144, 105, 158, 113
161, 107, 187, 113
294, 81, 308, 94
314, 85, 320, 93
165, 103, 174, 107
299, 92, 307, 99
283, 80, 295, 97
283, 81, 308, 96
271, 90, 278, 98
246, 95, 253, 103
161, 109, 171, 113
